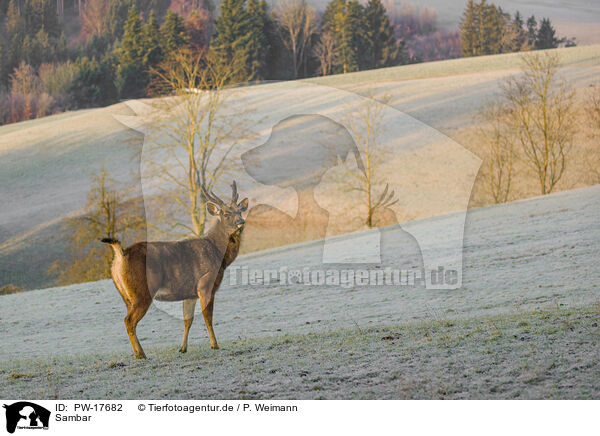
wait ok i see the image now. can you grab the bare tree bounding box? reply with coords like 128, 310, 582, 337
275, 0, 318, 79
80, 0, 108, 39
584, 82, 600, 183
477, 99, 516, 203
147, 49, 247, 238
338, 95, 398, 228
47, 167, 144, 285
314, 31, 336, 76
587, 83, 600, 131
502, 53, 575, 195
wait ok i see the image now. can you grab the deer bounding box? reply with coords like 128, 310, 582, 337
101, 181, 248, 359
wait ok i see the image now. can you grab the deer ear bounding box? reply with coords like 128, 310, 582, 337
207, 202, 220, 216
238, 198, 248, 212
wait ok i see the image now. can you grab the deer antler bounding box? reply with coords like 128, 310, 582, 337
201, 184, 225, 206
231, 180, 239, 204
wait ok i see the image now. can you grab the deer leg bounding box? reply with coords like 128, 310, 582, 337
197, 272, 219, 350
201, 299, 219, 350
179, 298, 197, 353
124, 300, 151, 359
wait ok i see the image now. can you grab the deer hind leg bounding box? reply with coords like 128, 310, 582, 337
124, 298, 151, 359
179, 298, 197, 353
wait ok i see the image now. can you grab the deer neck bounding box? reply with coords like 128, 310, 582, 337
206, 220, 242, 267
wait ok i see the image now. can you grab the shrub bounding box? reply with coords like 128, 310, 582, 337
38, 61, 81, 97
0, 284, 27, 295
10, 61, 41, 95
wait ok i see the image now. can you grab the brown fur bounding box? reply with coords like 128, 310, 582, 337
102, 183, 248, 359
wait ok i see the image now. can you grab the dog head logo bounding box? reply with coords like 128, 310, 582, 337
115, 81, 480, 301
3, 402, 50, 433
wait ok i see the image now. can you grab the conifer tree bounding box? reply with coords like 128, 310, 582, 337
460, 0, 479, 56
535, 18, 559, 49
105, 0, 135, 43
460, 0, 504, 56
322, 0, 366, 74
23, 0, 60, 39
3, 0, 24, 86
161, 10, 189, 56
526, 15, 537, 46
246, 0, 270, 81
143, 10, 163, 67
115, 4, 146, 98
363, 0, 403, 69
211, 0, 252, 82
478, 1, 503, 55
0, 37, 6, 90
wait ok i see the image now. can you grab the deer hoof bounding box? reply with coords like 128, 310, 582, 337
179, 347, 187, 354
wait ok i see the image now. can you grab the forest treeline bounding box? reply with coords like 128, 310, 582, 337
0, 0, 572, 125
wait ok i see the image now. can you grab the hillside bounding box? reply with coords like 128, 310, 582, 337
1, 44, 599, 290
1, 183, 598, 362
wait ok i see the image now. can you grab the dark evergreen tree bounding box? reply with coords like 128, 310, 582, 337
460, 0, 479, 56
70, 56, 117, 107
499, 10, 528, 53
0, 37, 6, 91
28, 28, 52, 67
23, 0, 60, 39
263, 10, 289, 80
3, 0, 24, 87
513, 11, 523, 29
363, 0, 403, 69
115, 4, 146, 98
535, 18, 559, 49
322, 0, 366, 73
478, 1, 503, 55
460, 0, 504, 56
143, 10, 163, 67
526, 15, 537, 46
211, 0, 252, 82
105, 0, 135, 44
0, 0, 10, 16
56, 33, 69, 62
82, 33, 111, 61
246, 0, 270, 81
161, 10, 189, 56
511, 11, 527, 49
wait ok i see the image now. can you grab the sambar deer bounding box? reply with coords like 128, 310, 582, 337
101, 181, 248, 359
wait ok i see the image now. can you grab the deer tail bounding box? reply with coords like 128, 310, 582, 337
101, 238, 123, 257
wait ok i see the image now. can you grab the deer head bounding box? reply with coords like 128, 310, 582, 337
202, 181, 249, 234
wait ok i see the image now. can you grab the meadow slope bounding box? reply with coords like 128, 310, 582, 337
2, 306, 598, 399
1, 45, 599, 290
1, 184, 598, 357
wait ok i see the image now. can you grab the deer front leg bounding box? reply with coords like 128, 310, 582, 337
201, 299, 218, 350
197, 271, 219, 350
180, 298, 197, 353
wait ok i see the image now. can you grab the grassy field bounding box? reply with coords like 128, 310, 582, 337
2, 305, 598, 399
0, 184, 598, 399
